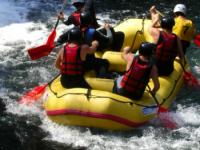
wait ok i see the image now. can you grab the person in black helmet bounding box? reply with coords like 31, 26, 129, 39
58, 0, 98, 27
56, 0, 99, 45
112, 42, 160, 100
55, 26, 99, 88
149, 5, 185, 76
80, 11, 113, 51
80, 11, 114, 78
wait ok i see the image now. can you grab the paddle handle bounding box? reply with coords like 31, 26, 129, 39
54, 0, 68, 29
54, 18, 60, 29
156, 10, 165, 17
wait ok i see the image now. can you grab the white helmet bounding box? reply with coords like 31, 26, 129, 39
72, 0, 85, 4
173, 4, 187, 15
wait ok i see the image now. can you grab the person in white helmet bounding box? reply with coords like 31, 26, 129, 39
173, 4, 196, 54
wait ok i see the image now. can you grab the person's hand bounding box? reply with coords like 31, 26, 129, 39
58, 12, 64, 20
123, 46, 131, 54
149, 5, 157, 14
92, 40, 99, 47
104, 23, 111, 30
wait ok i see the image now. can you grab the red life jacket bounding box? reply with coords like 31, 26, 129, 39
72, 11, 81, 26
120, 56, 152, 98
61, 43, 83, 75
156, 31, 177, 64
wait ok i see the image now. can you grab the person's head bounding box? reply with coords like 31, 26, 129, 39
72, 0, 85, 10
173, 4, 187, 17
80, 11, 92, 30
160, 17, 175, 30
68, 26, 82, 43
139, 42, 156, 57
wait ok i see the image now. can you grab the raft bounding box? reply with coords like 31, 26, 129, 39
43, 18, 188, 130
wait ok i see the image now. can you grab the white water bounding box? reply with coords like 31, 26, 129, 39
2, 0, 200, 149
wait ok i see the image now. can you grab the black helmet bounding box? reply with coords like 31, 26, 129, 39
139, 42, 156, 56
72, 0, 85, 9
68, 27, 82, 42
160, 17, 175, 29
80, 11, 91, 26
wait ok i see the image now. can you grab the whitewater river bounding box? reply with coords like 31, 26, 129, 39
0, 0, 200, 150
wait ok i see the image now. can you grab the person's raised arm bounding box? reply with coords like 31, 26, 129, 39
83, 40, 99, 55
149, 6, 160, 28
95, 24, 113, 44
149, 6, 161, 43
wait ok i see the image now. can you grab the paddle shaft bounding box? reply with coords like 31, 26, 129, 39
54, 0, 68, 29
147, 85, 160, 106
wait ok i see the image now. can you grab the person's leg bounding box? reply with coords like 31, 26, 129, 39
95, 58, 109, 78
83, 54, 96, 72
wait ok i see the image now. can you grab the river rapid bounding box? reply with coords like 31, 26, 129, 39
0, 0, 200, 150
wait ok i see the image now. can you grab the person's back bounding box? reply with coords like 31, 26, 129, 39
149, 6, 185, 76
113, 42, 160, 100
55, 27, 99, 88
156, 30, 178, 75
172, 4, 196, 53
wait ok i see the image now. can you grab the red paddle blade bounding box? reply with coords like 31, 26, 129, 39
183, 71, 200, 88
27, 28, 56, 60
46, 29, 56, 48
194, 34, 200, 47
157, 106, 178, 129
19, 84, 47, 105
158, 112, 178, 129
28, 44, 53, 60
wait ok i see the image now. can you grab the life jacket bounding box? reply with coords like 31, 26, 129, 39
61, 43, 83, 75
156, 31, 177, 64
84, 27, 96, 44
72, 11, 81, 26
173, 16, 195, 42
120, 56, 153, 98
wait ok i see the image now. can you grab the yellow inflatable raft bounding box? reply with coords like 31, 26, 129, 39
43, 18, 187, 130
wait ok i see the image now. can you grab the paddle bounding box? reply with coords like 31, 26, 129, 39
19, 74, 60, 105
194, 34, 200, 47
180, 62, 200, 89
19, 84, 48, 105
147, 85, 178, 129
28, 0, 67, 60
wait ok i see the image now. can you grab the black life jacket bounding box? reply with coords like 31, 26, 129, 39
61, 43, 83, 75
121, 56, 153, 98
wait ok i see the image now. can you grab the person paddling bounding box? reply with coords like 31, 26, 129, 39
172, 4, 196, 54
56, 0, 99, 45
113, 42, 160, 100
55, 26, 99, 88
149, 5, 185, 76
